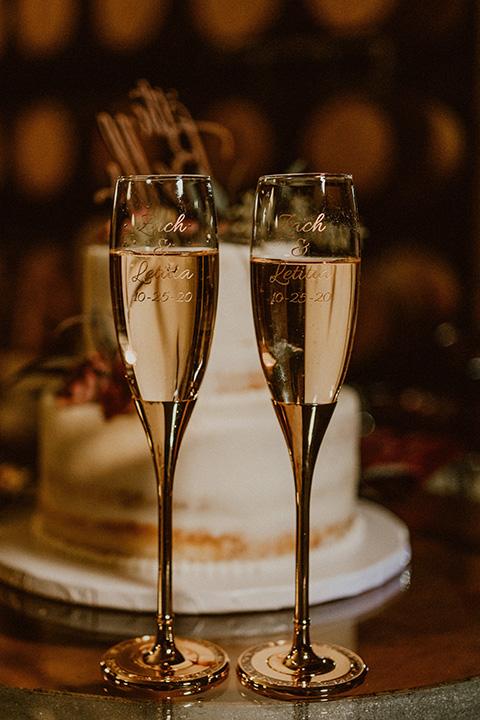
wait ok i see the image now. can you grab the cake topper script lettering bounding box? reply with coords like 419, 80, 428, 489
96, 80, 234, 203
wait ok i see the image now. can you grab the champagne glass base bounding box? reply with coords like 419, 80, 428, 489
101, 635, 229, 697
237, 640, 367, 700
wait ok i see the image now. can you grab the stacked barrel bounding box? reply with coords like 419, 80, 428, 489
0, 0, 476, 354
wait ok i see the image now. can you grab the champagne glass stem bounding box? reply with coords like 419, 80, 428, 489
273, 401, 336, 674
136, 399, 196, 667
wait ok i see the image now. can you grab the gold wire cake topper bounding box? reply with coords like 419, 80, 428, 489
96, 79, 234, 203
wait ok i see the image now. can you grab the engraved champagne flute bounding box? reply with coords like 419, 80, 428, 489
100, 174, 229, 695
237, 173, 367, 699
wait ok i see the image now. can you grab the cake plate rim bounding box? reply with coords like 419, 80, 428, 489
0, 500, 410, 615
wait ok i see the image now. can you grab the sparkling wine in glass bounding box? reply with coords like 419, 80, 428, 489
100, 174, 229, 696
236, 173, 367, 699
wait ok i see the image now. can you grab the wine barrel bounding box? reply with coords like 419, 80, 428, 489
351, 245, 461, 371
189, 0, 281, 51
423, 102, 467, 182
14, 100, 77, 199
16, 0, 79, 57
304, 0, 398, 38
92, 0, 169, 51
300, 94, 395, 197
303, 0, 467, 40
201, 97, 276, 196
300, 92, 466, 202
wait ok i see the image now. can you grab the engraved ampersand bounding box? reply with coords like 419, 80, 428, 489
153, 238, 173, 255
278, 212, 326, 256
292, 238, 310, 256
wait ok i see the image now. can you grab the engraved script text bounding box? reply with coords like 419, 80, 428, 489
269, 262, 333, 286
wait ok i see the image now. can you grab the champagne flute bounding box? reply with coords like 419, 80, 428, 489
237, 173, 367, 699
100, 175, 229, 695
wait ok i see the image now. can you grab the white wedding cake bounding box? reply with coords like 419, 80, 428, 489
35, 241, 361, 579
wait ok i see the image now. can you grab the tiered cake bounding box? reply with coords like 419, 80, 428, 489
35, 241, 361, 578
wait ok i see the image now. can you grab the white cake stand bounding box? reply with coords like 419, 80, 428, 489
0, 501, 410, 615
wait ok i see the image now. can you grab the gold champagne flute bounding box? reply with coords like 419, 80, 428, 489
237, 173, 367, 699
100, 174, 229, 696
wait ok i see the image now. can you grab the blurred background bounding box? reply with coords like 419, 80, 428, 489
0, 3, 479, 698
0, 0, 478, 419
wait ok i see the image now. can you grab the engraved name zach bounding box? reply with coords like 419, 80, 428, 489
131, 214, 194, 284
279, 212, 326, 236
124, 212, 189, 242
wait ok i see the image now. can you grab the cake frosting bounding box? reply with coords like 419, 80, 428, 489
35, 241, 361, 576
